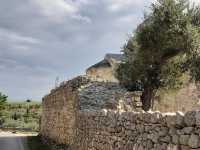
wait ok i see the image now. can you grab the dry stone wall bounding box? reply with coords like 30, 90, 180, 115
75, 110, 200, 150
41, 75, 200, 150
40, 76, 142, 147
78, 82, 142, 111
40, 76, 90, 145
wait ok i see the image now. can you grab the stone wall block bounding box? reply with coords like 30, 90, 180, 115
188, 134, 200, 149
179, 135, 190, 145
165, 112, 184, 128
172, 134, 179, 144
183, 127, 194, 135
184, 111, 196, 127
195, 111, 200, 126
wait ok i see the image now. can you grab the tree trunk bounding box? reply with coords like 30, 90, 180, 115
141, 87, 154, 111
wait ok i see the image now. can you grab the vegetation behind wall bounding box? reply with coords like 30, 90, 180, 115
0, 101, 42, 131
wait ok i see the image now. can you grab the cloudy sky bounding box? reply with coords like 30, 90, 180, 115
0, 0, 198, 101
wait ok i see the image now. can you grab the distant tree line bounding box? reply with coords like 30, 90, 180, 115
0, 92, 7, 111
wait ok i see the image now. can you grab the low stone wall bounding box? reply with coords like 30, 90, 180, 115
75, 110, 200, 150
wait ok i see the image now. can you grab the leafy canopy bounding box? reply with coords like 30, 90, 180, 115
117, 0, 200, 110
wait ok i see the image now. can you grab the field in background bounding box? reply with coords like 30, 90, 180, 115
0, 101, 42, 132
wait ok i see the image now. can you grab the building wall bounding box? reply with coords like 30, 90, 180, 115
75, 110, 200, 150
86, 67, 118, 83
154, 83, 200, 112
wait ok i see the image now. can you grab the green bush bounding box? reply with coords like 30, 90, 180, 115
3, 119, 22, 128
1, 102, 42, 131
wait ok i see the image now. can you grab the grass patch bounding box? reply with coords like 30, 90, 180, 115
0, 101, 42, 131
27, 136, 50, 150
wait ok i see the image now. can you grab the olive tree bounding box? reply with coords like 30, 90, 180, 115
117, 0, 200, 111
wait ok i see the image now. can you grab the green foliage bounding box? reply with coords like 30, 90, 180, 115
2, 119, 22, 128
117, 0, 200, 111
1, 102, 42, 131
0, 92, 7, 111
189, 4, 200, 27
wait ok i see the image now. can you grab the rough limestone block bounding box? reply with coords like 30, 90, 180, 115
167, 144, 179, 150
188, 134, 200, 149
183, 127, 194, 135
184, 111, 196, 127
180, 145, 190, 150
169, 127, 177, 136
158, 127, 169, 137
165, 112, 184, 127
160, 135, 172, 143
172, 134, 179, 144
180, 135, 190, 145
195, 111, 200, 126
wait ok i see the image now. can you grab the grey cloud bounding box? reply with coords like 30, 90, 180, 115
0, 0, 153, 101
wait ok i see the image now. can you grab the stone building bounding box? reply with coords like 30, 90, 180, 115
86, 53, 124, 82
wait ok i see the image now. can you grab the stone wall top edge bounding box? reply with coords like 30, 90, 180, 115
78, 109, 200, 126
42, 75, 90, 100
78, 109, 200, 117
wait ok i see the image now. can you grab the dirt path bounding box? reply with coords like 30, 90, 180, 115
0, 131, 31, 150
